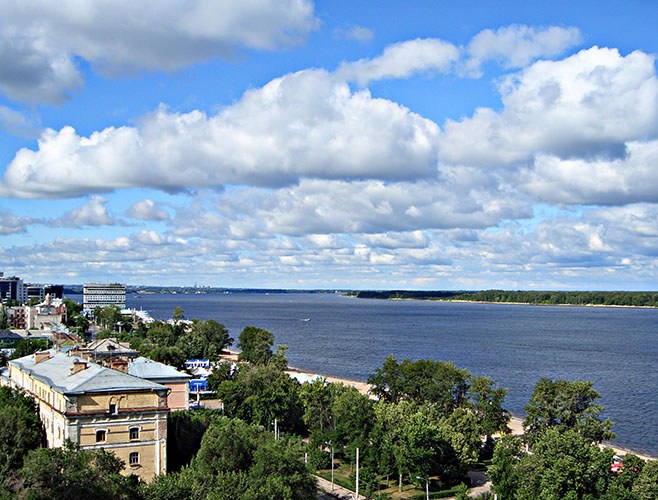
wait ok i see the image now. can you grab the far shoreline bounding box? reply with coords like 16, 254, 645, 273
362, 296, 658, 310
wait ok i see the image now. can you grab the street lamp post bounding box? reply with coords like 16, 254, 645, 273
331, 444, 334, 491
325, 441, 334, 491
416, 476, 429, 500
355, 447, 359, 500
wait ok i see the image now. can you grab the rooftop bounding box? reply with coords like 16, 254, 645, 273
9, 350, 168, 395
128, 357, 191, 381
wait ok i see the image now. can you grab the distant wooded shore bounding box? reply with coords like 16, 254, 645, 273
346, 289, 658, 308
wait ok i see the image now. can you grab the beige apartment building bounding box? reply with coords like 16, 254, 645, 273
6, 350, 169, 482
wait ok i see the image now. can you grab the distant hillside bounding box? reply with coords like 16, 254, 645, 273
349, 290, 658, 307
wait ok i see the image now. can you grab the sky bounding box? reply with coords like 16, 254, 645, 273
1, 0, 658, 290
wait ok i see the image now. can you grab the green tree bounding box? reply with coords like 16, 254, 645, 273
370, 400, 415, 491
368, 356, 471, 414
632, 460, 658, 500
151, 417, 316, 500
491, 428, 616, 499
299, 377, 332, 440
237, 326, 274, 365
205, 360, 235, 393
93, 306, 122, 332
489, 435, 525, 499
16, 441, 141, 499
178, 319, 233, 361
330, 384, 374, 462
216, 363, 304, 433
518, 428, 614, 499
247, 440, 316, 500
467, 376, 510, 439
11, 338, 50, 359
62, 299, 83, 319
396, 410, 463, 485
523, 378, 615, 444
147, 345, 186, 369
71, 314, 90, 337
0, 387, 44, 487
167, 409, 223, 473
196, 417, 264, 475
367, 354, 403, 403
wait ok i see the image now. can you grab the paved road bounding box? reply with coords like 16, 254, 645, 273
315, 475, 362, 500
315, 472, 492, 499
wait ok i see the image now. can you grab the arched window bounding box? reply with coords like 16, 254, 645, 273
129, 427, 139, 440
129, 452, 139, 465
96, 430, 107, 442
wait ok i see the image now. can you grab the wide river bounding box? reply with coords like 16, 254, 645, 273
78, 291, 657, 457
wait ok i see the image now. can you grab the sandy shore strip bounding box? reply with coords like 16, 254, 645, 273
286, 368, 656, 461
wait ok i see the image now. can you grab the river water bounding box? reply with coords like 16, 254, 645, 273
77, 291, 658, 456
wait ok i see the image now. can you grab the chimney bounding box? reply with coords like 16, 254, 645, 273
69, 359, 88, 375
33, 351, 51, 364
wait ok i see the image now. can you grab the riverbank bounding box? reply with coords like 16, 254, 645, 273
286, 366, 657, 462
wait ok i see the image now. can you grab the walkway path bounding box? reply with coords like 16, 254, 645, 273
315, 475, 364, 499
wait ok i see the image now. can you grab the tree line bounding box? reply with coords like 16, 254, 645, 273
351, 289, 658, 307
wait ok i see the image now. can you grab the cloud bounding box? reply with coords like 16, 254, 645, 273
133, 230, 167, 246
0, 34, 83, 105
360, 231, 430, 249
202, 176, 530, 240
338, 38, 459, 86
55, 195, 115, 227
0, 105, 41, 137
0, 0, 318, 104
0, 208, 32, 235
335, 25, 374, 42
127, 199, 169, 221
439, 47, 658, 166
520, 141, 658, 205
0, 70, 440, 198
463, 25, 582, 76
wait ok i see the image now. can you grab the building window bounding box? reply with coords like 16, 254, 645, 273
129, 427, 139, 440
129, 452, 139, 465
96, 430, 106, 443
109, 403, 117, 414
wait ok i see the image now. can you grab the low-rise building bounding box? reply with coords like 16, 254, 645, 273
3, 296, 67, 330
6, 350, 169, 481
128, 357, 191, 411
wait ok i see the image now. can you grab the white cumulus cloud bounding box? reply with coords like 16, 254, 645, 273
338, 38, 459, 86
0, 70, 440, 198
128, 199, 170, 221
0, 0, 318, 104
440, 47, 658, 167
463, 25, 582, 76
520, 141, 658, 205
55, 195, 115, 227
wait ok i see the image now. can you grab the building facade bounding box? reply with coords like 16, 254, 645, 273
0, 275, 27, 304
7, 350, 169, 481
83, 283, 126, 313
128, 357, 191, 411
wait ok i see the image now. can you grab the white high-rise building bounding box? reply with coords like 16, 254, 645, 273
83, 283, 126, 313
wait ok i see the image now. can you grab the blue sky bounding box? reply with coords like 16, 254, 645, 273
1, 0, 658, 290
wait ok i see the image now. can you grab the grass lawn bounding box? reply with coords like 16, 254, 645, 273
315, 460, 463, 499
